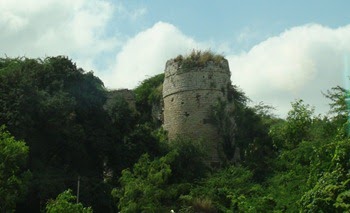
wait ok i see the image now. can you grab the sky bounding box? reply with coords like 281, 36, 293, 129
1, 0, 350, 117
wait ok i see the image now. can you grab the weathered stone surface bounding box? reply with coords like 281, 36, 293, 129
162, 58, 232, 164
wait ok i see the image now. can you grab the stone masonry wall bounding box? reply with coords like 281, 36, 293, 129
163, 58, 232, 164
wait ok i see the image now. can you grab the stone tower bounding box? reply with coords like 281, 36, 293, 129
162, 53, 232, 165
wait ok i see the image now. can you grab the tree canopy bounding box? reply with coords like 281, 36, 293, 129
0, 125, 31, 212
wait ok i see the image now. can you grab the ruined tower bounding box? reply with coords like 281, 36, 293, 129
162, 52, 232, 164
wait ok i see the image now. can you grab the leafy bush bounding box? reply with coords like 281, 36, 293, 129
113, 137, 209, 212
133, 73, 164, 125
0, 125, 31, 212
180, 166, 266, 212
300, 137, 350, 212
46, 189, 93, 213
113, 152, 177, 212
209, 86, 275, 180
167, 137, 209, 183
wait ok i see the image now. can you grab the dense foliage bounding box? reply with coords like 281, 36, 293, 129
46, 189, 93, 213
1, 55, 349, 212
0, 57, 140, 212
0, 126, 31, 212
133, 73, 164, 126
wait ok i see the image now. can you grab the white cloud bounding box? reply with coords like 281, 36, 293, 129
0, 0, 118, 72
114, 3, 147, 21
105, 22, 207, 89
228, 24, 350, 116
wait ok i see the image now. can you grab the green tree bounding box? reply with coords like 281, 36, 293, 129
323, 86, 350, 136
323, 86, 349, 117
167, 137, 208, 183
264, 98, 346, 212
300, 137, 350, 212
0, 125, 31, 212
0, 57, 116, 212
210, 85, 276, 181
133, 73, 164, 126
46, 189, 93, 213
113, 152, 177, 212
270, 99, 314, 150
112, 137, 209, 212
180, 166, 268, 212
297, 87, 350, 211
263, 100, 316, 211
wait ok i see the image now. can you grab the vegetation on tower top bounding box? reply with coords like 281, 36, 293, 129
174, 50, 226, 69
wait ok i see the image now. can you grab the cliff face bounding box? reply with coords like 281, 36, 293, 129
162, 56, 232, 164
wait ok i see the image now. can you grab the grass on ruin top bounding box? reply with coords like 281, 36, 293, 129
174, 50, 225, 69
